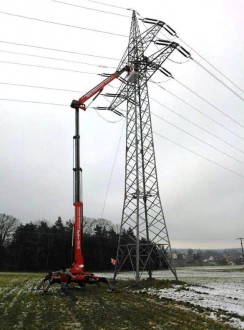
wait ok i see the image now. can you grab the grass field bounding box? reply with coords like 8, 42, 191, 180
0, 272, 235, 330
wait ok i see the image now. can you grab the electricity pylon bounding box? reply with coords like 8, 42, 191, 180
237, 238, 244, 264
100, 11, 190, 282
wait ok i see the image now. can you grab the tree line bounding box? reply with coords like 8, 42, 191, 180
0, 213, 123, 272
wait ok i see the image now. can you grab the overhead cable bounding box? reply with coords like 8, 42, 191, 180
154, 75, 244, 130
193, 58, 244, 102
152, 77, 172, 84
100, 120, 125, 218
0, 81, 82, 93
151, 96, 244, 155
158, 30, 176, 41
0, 98, 68, 106
0, 49, 115, 69
152, 112, 244, 166
154, 19, 244, 96
167, 57, 191, 64
151, 19, 244, 100
0, 98, 124, 122
0, 40, 119, 60
0, 60, 101, 75
157, 44, 243, 101
179, 37, 244, 95
174, 77, 244, 130
154, 132, 244, 180
139, 19, 175, 44
52, 0, 130, 18
94, 109, 123, 123
0, 11, 128, 37
1, 96, 244, 179
87, 0, 131, 11
152, 82, 244, 141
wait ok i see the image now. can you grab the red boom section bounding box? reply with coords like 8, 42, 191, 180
79, 73, 120, 106
72, 201, 84, 274
71, 65, 131, 111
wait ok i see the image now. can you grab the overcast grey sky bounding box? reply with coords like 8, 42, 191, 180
0, 0, 243, 249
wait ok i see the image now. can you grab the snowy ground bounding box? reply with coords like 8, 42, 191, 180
101, 265, 244, 329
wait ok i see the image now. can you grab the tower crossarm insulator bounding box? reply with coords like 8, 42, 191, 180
155, 39, 191, 58
141, 17, 177, 37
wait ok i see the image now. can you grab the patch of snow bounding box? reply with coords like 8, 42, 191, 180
150, 266, 244, 329
98, 266, 244, 329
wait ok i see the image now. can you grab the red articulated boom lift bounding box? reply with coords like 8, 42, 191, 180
38, 65, 131, 293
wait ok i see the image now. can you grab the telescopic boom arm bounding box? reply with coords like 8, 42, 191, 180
69, 65, 130, 275
37, 65, 131, 291
71, 65, 131, 110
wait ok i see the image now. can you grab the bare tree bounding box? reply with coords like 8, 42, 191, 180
96, 218, 113, 230
83, 217, 97, 235
82, 217, 115, 235
0, 214, 19, 247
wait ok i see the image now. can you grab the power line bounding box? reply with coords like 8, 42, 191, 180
94, 108, 123, 123
142, 13, 244, 98
193, 58, 244, 102
154, 72, 244, 131
178, 37, 244, 95
0, 98, 68, 106
152, 77, 172, 84
140, 18, 175, 43
0, 49, 116, 69
87, 0, 131, 11
151, 96, 244, 155
174, 77, 244, 130
154, 131, 244, 179
156, 21, 244, 96
167, 57, 191, 64
0, 97, 124, 123
152, 82, 244, 141
93, 94, 126, 121
52, 0, 130, 18
0, 96, 124, 122
154, 69, 244, 130
0, 11, 128, 38
0, 81, 82, 93
100, 121, 125, 218
158, 30, 176, 42
152, 19, 244, 99
0, 40, 119, 60
152, 112, 244, 166
0, 60, 101, 75
2, 100, 244, 188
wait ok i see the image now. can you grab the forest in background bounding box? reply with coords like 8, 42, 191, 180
1, 213, 242, 272
0, 214, 124, 272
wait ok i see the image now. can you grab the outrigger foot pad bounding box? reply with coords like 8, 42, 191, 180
98, 277, 114, 291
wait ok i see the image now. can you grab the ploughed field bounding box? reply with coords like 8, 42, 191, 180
0, 267, 243, 329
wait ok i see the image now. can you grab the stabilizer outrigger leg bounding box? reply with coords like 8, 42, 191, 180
97, 277, 114, 291
36, 272, 114, 293
36, 272, 59, 293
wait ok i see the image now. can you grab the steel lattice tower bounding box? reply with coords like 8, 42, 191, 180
104, 12, 180, 281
